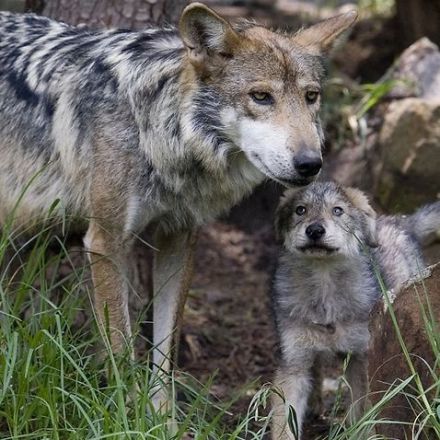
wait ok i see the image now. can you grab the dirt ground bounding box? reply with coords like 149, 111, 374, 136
181, 191, 278, 395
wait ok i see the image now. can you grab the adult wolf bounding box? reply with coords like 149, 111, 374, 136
0, 3, 356, 403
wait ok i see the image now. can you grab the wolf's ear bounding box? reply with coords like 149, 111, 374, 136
292, 10, 357, 54
344, 187, 378, 248
179, 3, 240, 67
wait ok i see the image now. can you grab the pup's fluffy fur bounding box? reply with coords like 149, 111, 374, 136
271, 181, 440, 439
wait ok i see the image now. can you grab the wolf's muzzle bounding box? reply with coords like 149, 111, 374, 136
294, 153, 322, 178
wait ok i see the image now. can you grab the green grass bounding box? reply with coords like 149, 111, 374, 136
0, 219, 274, 439
0, 212, 438, 439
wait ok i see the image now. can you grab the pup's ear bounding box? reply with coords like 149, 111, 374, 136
292, 10, 357, 54
179, 3, 240, 68
274, 190, 299, 241
344, 187, 378, 248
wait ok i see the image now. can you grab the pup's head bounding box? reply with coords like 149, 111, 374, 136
179, 3, 357, 187
275, 182, 378, 258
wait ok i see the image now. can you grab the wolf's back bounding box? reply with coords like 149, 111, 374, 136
405, 201, 440, 246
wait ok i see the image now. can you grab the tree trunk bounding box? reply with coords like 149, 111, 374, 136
395, 0, 440, 47
26, 0, 188, 29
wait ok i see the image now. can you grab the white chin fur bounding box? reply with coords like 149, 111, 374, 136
221, 109, 298, 182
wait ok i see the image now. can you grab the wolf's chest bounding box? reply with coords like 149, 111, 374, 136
150, 156, 264, 231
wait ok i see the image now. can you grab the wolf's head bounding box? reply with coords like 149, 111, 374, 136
179, 3, 357, 187
275, 182, 378, 258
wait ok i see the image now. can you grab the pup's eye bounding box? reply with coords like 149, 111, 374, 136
250, 92, 274, 105
333, 206, 344, 216
305, 90, 319, 104
295, 206, 307, 216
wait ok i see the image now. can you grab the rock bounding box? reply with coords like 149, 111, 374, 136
328, 39, 440, 193
331, 39, 440, 214
373, 39, 440, 213
386, 38, 440, 100
368, 263, 440, 439
375, 97, 440, 212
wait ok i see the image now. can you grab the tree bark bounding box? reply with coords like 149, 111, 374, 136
26, 0, 188, 29
395, 0, 440, 47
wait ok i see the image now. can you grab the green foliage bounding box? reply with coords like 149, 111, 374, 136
322, 76, 403, 151
358, 0, 395, 17
355, 81, 396, 118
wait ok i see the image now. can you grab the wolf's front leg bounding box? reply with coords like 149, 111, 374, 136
151, 228, 197, 410
272, 362, 313, 440
84, 220, 133, 355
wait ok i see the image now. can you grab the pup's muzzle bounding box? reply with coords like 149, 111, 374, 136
305, 223, 326, 241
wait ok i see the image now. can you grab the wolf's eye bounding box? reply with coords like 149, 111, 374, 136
333, 206, 344, 216
295, 206, 307, 216
250, 92, 274, 105
305, 90, 319, 104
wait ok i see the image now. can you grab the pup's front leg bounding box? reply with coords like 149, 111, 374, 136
272, 360, 313, 440
308, 356, 323, 418
85, 220, 133, 355
151, 227, 197, 410
345, 353, 369, 424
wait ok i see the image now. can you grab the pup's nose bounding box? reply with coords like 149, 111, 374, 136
294, 153, 322, 178
306, 223, 326, 240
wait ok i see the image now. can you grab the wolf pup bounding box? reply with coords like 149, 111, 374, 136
271, 181, 440, 439
0, 4, 356, 402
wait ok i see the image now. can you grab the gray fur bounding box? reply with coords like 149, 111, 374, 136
0, 11, 265, 232
0, 5, 357, 408
403, 201, 440, 246
271, 181, 439, 439
0, 6, 360, 236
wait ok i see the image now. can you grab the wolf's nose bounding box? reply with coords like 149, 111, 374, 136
294, 154, 322, 177
306, 223, 326, 240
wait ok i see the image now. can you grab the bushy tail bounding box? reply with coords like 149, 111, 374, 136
405, 201, 440, 246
